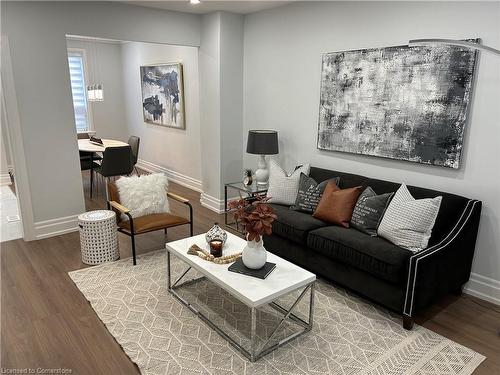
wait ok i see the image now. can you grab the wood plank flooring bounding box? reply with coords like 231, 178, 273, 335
1, 171, 499, 374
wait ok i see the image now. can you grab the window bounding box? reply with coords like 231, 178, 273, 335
67, 49, 91, 132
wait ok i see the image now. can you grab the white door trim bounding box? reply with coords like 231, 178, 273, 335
1, 36, 35, 240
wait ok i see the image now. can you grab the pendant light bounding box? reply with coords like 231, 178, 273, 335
87, 37, 104, 102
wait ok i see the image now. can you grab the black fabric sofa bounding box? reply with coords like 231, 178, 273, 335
263, 167, 482, 329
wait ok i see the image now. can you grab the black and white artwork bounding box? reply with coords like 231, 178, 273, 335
140, 63, 185, 129
317, 42, 478, 168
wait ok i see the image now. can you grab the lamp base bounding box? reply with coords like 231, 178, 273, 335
254, 155, 269, 186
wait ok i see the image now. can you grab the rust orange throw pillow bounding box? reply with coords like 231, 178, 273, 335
313, 183, 363, 227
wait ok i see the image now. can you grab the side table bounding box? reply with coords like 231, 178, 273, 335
224, 182, 268, 233
78, 210, 119, 265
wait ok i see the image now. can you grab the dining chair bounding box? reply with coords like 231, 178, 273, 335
78, 132, 103, 198
107, 181, 193, 265
128, 136, 140, 175
94, 145, 134, 199
80, 158, 101, 198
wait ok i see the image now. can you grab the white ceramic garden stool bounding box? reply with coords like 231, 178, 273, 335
78, 210, 119, 265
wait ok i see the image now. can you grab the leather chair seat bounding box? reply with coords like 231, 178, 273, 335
119, 213, 190, 234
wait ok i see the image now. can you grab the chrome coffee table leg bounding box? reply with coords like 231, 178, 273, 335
166, 250, 315, 362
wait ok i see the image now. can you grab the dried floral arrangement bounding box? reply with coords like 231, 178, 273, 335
227, 195, 277, 242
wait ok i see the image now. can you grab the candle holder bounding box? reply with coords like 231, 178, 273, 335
209, 240, 223, 258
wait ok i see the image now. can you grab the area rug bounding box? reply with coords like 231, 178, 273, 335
69, 250, 485, 375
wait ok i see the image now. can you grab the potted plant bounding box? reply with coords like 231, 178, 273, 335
228, 195, 277, 269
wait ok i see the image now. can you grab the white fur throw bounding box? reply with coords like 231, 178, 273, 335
115, 173, 170, 219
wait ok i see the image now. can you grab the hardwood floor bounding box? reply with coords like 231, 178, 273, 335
1, 171, 499, 374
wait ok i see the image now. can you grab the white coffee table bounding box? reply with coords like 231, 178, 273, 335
166, 232, 316, 362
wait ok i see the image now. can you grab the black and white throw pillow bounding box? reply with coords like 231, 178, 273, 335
267, 160, 310, 206
291, 173, 340, 213
350, 187, 393, 236
378, 183, 442, 252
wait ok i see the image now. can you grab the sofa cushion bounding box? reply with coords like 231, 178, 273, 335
307, 226, 412, 284
270, 204, 326, 245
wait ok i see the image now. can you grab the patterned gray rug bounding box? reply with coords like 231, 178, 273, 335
69, 250, 485, 375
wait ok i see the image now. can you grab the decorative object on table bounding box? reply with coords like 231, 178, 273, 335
228, 258, 276, 279
89, 136, 103, 145
378, 183, 442, 252
243, 169, 253, 186
246, 130, 279, 187
115, 173, 170, 220
266, 160, 310, 206
228, 195, 277, 269
187, 244, 241, 264
350, 187, 394, 236
317, 40, 478, 169
209, 240, 223, 257
140, 63, 185, 129
78, 210, 119, 265
313, 182, 363, 227
291, 173, 340, 213
205, 222, 227, 245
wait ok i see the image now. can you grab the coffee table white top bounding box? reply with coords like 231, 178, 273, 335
166, 233, 316, 308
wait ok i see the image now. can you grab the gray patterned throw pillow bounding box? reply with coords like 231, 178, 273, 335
291, 173, 340, 213
350, 187, 394, 236
378, 183, 442, 252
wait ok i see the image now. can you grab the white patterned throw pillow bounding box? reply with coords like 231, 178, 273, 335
267, 160, 310, 206
115, 173, 170, 219
377, 183, 442, 252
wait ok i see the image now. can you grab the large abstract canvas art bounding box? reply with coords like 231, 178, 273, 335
317, 42, 478, 168
140, 63, 185, 129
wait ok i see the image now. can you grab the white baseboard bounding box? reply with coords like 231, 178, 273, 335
464, 273, 500, 306
136, 159, 203, 193
200, 192, 225, 214
0, 173, 12, 186
34, 214, 79, 240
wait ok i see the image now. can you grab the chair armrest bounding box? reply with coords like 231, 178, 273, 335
109, 200, 130, 214
167, 192, 190, 204
403, 200, 482, 317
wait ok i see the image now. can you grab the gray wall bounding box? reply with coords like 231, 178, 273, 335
199, 12, 244, 208
121, 42, 202, 183
244, 2, 500, 289
199, 13, 222, 202
66, 38, 129, 141
1, 1, 200, 234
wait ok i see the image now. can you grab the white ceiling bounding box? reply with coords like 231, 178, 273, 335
123, 1, 293, 15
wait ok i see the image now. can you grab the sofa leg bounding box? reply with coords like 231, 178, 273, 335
452, 284, 464, 296
403, 315, 414, 330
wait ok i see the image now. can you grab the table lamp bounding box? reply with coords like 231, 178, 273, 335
246, 130, 279, 187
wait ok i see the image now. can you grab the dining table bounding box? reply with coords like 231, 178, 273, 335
78, 138, 129, 153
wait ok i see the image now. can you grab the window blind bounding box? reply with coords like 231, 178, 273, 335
68, 51, 90, 132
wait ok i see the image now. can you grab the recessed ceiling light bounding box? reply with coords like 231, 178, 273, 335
190, 0, 200, 4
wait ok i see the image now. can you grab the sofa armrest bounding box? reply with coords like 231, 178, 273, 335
403, 200, 482, 318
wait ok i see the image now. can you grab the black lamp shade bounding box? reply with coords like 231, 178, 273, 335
246, 130, 279, 155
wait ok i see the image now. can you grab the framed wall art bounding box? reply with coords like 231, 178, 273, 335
140, 63, 185, 129
317, 41, 478, 168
